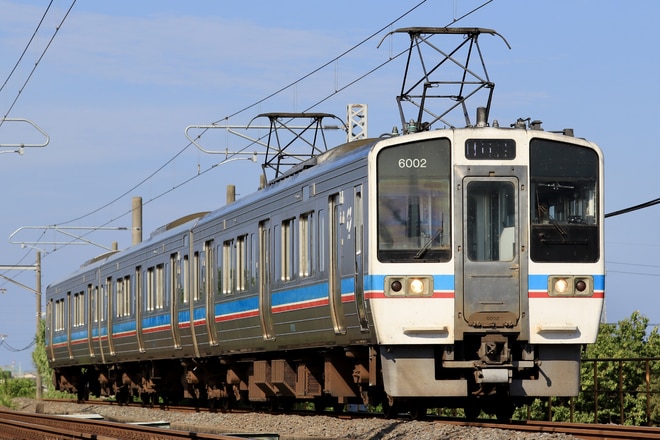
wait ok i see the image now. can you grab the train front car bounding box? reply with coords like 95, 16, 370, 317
367, 124, 604, 419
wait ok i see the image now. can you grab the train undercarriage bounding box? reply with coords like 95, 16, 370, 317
53, 339, 572, 421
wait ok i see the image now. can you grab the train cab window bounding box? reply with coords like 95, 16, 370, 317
377, 139, 451, 262
530, 139, 599, 262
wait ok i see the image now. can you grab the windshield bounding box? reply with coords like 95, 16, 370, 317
530, 139, 599, 262
377, 139, 451, 262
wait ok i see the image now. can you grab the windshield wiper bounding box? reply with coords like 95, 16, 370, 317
414, 228, 443, 259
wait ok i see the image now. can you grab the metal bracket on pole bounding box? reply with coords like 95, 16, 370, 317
186, 112, 349, 182
0, 118, 50, 153
9, 226, 128, 252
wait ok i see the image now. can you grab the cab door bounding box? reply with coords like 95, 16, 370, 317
458, 172, 523, 331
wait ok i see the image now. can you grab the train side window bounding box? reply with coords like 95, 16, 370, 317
281, 218, 295, 281
55, 299, 63, 331
299, 212, 314, 278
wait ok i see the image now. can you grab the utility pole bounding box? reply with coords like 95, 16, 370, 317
0, 251, 42, 399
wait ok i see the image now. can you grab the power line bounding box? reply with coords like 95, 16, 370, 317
0, 1, 54, 95
605, 197, 660, 218
1, 1, 77, 122
24, 1, 495, 260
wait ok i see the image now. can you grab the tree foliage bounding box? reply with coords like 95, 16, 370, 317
517, 311, 660, 425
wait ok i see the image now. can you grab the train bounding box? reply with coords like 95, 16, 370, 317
45, 28, 604, 420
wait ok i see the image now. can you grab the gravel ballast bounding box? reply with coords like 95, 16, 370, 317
11, 398, 575, 440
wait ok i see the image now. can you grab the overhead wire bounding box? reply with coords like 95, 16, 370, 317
48, 0, 436, 233
1, 0, 77, 122
55, 0, 497, 237
0, 0, 54, 95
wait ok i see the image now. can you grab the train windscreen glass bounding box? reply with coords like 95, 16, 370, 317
530, 139, 599, 262
377, 138, 451, 262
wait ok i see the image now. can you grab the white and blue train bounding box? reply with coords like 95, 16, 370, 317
45, 109, 604, 419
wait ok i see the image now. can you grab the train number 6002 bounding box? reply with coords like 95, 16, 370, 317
398, 158, 427, 168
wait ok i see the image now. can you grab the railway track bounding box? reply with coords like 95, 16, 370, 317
448, 419, 660, 439
0, 408, 256, 440
31, 398, 660, 439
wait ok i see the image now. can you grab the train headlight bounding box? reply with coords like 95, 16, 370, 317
409, 278, 425, 295
548, 276, 594, 296
385, 276, 433, 297
554, 278, 570, 295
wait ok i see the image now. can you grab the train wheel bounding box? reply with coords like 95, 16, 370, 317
464, 401, 481, 420
495, 400, 514, 422
409, 402, 427, 420
382, 396, 399, 419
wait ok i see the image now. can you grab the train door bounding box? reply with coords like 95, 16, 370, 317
66, 292, 73, 359
46, 299, 55, 362
458, 173, 522, 331
134, 266, 145, 352
202, 240, 218, 346
353, 185, 369, 331
92, 278, 106, 363
105, 277, 116, 356
259, 220, 275, 340
86, 284, 95, 358
170, 254, 182, 349
328, 193, 346, 335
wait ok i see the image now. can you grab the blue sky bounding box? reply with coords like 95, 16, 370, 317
0, 0, 659, 371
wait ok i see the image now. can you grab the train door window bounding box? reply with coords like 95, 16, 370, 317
79, 292, 85, 326
104, 277, 112, 318
466, 180, 516, 261
146, 267, 155, 311
299, 212, 314, 278
134, 268, 142, 311
116, 279, 124, 318
171, 254, 182, 304
281, 218, 295, 281
251, 233, 258, 289
72, 293, 78, 327
237, 234, 248, 292
156, 264, 165, 309
204, 240, 215, 297
93, 286, 100, 323
318, 209, 325, 273
193, 252, 201, 302
181, 256, 189, 303
222, 240, 234, 294
124, 276, 131, 316
87, 284, 93, 323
